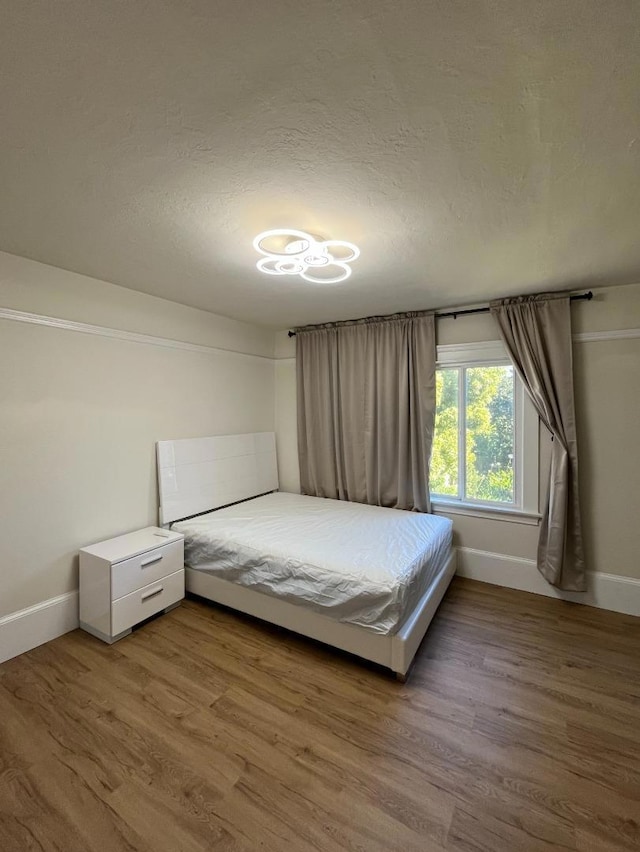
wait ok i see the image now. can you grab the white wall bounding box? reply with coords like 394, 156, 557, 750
2, 250, 639, 654
274, 333, 300, 494
572, 287, 640, 582
0, 252, 276, 620
274, 283, 640, 583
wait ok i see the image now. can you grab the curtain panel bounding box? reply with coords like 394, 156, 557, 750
490, 294, 586, 591
296, 313, 436, 512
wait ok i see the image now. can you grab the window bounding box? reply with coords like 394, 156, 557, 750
430, 342, 539, 522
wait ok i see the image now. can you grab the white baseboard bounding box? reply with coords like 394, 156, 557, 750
0, 591, 79, 665
1, 550, 637, 666
456, 547, 640, 618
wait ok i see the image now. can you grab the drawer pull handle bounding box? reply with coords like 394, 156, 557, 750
141, 554, 163, 568
141, 585, 164, 602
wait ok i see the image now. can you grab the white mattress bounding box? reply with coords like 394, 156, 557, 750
172, 492, 453, 635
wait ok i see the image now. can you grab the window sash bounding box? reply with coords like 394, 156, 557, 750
431, 341, 539, 517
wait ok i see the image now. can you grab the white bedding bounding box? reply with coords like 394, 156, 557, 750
172, 492, 453, 635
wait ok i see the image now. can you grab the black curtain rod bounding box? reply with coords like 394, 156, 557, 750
287, 291, 593, 337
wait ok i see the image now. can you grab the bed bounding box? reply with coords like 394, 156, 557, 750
157, 432, 456, 679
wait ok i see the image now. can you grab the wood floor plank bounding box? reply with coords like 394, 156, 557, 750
210, 684, 455, 845
106, 780, 234, 852
1, 577, 639, 851
446, 803, 576, 852
0, 757, 149, 852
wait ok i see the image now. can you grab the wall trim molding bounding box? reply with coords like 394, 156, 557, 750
4, 308, 637, 365
573, 327, 640, 343
456, 546, 640, 618
2, 551, 638, 664
436, 339, 506, 362
0, 591, 79, 665
274, 328, 640, 362
0, 306, 274, 364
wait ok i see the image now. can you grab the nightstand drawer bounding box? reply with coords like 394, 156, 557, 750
111, 569, 184, 635
111, 539, 183, 599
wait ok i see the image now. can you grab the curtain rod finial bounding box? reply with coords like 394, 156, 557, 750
288, 330, 296, 337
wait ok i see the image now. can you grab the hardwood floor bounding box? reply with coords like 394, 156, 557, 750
1, 577, 639, 851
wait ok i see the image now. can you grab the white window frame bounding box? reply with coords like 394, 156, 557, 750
431, 341, 540, 525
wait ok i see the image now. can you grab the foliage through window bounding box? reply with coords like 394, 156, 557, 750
431, 364, 516, 505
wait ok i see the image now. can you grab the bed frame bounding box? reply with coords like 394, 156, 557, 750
156, 432, 456, 679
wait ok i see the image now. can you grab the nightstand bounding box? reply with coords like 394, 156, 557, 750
79, 526, 185, 644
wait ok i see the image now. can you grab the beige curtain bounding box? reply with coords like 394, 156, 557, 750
490, 294, 586, 591
296, 313, 436, 512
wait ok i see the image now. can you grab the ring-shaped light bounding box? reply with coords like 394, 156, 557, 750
275, 258, 305, 274
254, 228, 359, 284
300, 261, 352, 285
253, 229, 314, 257
321, 240, 360, 263
256, 257, 288, 275
304, 253, 330, 267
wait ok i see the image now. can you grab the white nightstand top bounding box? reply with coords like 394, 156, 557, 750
80, 526, 184, 564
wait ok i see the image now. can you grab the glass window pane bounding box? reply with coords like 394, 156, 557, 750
465, 366, 515, 503
430, 368, 459, 497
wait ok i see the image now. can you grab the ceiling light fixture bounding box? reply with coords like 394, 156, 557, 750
253, 228, 360, 284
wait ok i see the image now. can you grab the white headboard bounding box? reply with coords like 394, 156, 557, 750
157, 432, 279, 525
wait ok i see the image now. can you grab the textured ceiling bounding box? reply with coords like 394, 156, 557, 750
1, 1, 639, 328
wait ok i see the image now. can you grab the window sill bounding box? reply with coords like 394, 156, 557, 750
431, 500, 541, 526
